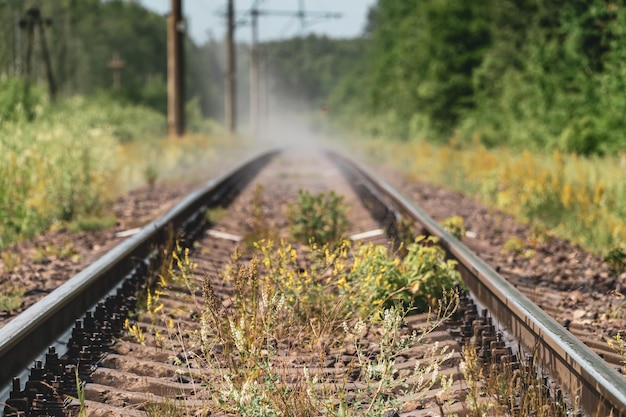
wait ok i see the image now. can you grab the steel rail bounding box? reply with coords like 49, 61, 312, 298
0, 149, 279, 388
328, 150, 626, 417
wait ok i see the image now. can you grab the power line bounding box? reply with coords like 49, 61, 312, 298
217, 0, 342, 138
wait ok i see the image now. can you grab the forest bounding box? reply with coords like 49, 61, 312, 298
325, 0, 626, 156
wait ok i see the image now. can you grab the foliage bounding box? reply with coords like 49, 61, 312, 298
0, 285, 24, 312
441, 216, 466, 240
0, 92, 231, 249
123, 318, 145, 345
354, 137, 626, 254
330, 0, 490, 140
340, 236, 463, 314
341, 243, 401, 315
501, 236, 526, 255
0, 96, 121, 247
401, 236, 463, 311
0, 77, 40, 123
323, 0, 626, 156
1, 251, 21, 273
287, 189, 348, 246
145, 399, 189, 417
607, 332, 626, 375
205, 207, 227, 225
605, 246, 626, 277
69, 365, 87, 417
242, 185, 278, 246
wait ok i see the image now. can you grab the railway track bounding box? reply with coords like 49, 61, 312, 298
1, 148, 625, 417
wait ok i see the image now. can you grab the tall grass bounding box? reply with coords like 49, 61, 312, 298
0, 96, 121, 246
352, 136, 626, 255
0, 93, 235, 249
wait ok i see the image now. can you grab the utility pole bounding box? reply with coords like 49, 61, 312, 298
298, 0, 305, 33
225, 0, 236, 133
242, 2, 341, 137
21, 11, 35, 79
19, 7, 56, 101
13, 8, 22, 77
167, 0, 185, 137
225, 1, 340, 137
107, 52, 125, 89
37, 11, 56, 101
249, 6, 260, 138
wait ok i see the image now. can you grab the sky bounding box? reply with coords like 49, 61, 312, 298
138, 0, 377, 44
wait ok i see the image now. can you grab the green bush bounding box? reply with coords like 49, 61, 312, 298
342, 236, 463, 314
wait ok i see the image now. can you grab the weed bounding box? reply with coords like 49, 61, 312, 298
402, 236, 464, 310
123, 318, 145, 345
74, 366, 86, 417
205, 207, 227, 224
391, 217, 415, 256
0, 94, 238, 249
170, 243, 199, 294
501, 236, 526, 255
1, 251, 21, 272
144, 165, 159, 188
287, 189, 348, 247
341, 236, 463, 315
460, 345, 495, 415
125, 197, 465, 416
64, 365, 87, 417
32, 242, 81, 264
144, 287, 166, 345
608, 333, 626, 375
0, 285, 24, 311
441, 216, 466, 240
528, 224, 551, 248
605, 246, 626, 278
68, 215, 117, 233
460, 344, 574, 417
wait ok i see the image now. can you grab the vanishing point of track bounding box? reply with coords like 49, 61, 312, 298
1, 148, 625, 417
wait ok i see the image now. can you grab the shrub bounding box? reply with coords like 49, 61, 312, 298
341, 236, 463, 315
287, 189, 348, 246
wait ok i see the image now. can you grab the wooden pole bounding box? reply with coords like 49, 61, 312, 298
167, 0, 185, 137
225, 0, 236, 133
249, 7, 259, 138
37, 17, 56, 101
23, 13, 34, 79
